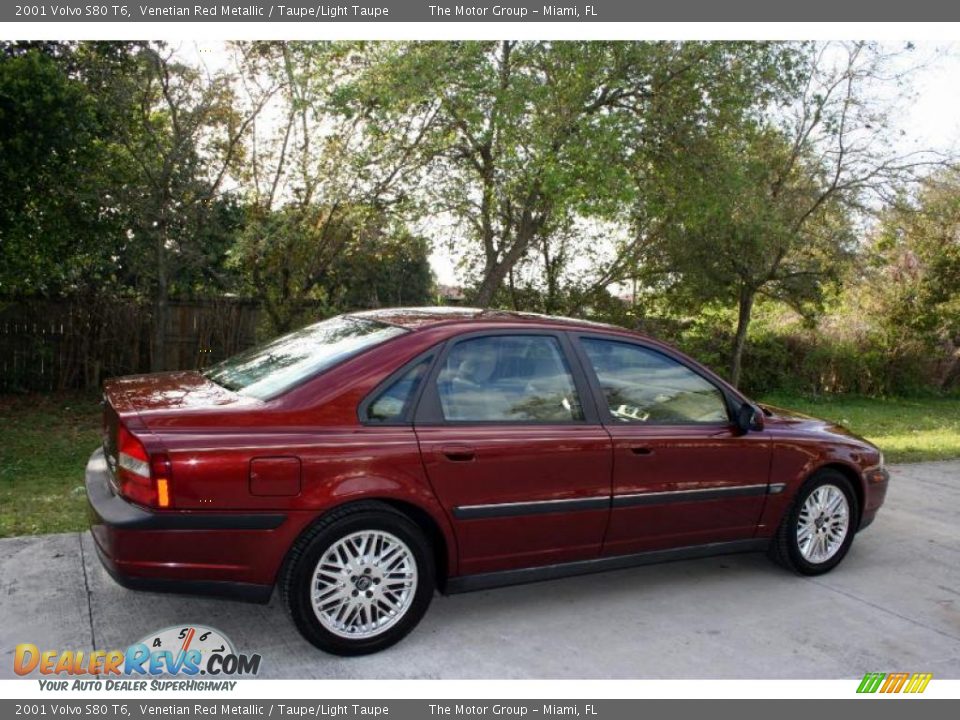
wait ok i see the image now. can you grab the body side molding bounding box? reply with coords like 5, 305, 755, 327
452, 495, 610, 519
453, 482, 785, 519
612, 483, 771, 508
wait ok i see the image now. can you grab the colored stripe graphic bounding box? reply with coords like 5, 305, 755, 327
904, 673, 933, 694
857, 673, 885, 693
881, 672, 909, 693
857, 672, 932, 694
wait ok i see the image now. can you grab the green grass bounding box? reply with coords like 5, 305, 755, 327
0, 393, 101, 538
0, 391, 958, 538
760, 393, 960, 464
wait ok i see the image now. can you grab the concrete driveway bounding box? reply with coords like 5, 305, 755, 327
2, 461, 959, 679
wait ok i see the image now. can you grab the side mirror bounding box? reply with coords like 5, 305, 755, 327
736, 402, 764, 433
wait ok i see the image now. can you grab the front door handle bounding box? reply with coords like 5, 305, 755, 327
629, 446, 654, 456
441, 445, 476, 462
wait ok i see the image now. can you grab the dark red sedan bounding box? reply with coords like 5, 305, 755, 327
87, 308, 889, 655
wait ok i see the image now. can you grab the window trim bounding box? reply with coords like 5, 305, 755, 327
569, 332, 739, 428
357, 349, 439, 427
413, 329, 601, 427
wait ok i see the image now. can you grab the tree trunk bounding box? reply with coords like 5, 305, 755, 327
474, 226, 542, 307
542, 240, 558, 314
474, 259, 510, 307
729, 286, 755, 388
151, 232, 169, 372
507, 267, 520, 310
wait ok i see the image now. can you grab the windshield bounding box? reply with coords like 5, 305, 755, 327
204, 315, 408, 400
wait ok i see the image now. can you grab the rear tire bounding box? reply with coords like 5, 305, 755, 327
281, 502, 435, 656
769, 470, 859, 576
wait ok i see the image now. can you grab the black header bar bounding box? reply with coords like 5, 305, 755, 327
5, 1, 960, 23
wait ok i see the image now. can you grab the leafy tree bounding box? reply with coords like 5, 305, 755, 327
0, 46, 120, 296
645, 126, 857, 386
231, 42, 433, 332
336, 41, 796, 307
870, 169, 960, 388
233, 204, 361, 332
328, 229, 434, 310
101, 42, 273, 369
233, 204, 433, 332
594, 42, 945, 386
0, 42, 264, 365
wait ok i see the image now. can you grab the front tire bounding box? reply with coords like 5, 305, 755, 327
770, 470, 859, 576
281, 502, 435, 656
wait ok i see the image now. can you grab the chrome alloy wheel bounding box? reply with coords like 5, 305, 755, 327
797, 483, 850, 564
310, 530, 419, 639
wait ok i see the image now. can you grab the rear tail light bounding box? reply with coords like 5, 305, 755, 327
116, 424, 171, 509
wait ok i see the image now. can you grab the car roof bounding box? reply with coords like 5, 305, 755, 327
348, 307, 627, 333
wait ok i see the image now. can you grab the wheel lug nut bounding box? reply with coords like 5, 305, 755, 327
366, 590, 373, 598
352, 590, 358, 597
374, 578, 381, 584
364, 568, 371, 574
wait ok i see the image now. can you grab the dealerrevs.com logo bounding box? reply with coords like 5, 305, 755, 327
14, 625, 261, 690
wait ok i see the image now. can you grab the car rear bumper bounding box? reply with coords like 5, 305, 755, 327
85, 448, 298, 603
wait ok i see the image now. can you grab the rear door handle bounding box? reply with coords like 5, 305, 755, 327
629, 446, 653, 456
441, 445, 476, 462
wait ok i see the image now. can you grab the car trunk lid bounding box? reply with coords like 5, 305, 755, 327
101, 371, 256, 508
102, 370, 259, 417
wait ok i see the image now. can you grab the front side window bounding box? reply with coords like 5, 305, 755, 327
436, 335, 584, 422
366, 356, 433, 423
205, 315, 407, 400
580, 338, 728, 424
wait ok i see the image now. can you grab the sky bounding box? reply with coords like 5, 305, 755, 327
182, 41, 960, 287
886, 45, 960, 155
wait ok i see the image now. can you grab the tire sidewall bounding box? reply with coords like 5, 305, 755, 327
288, 510, 435, 656
786, 471, 859, 575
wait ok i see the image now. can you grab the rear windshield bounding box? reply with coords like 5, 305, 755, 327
204, 315, 407, 400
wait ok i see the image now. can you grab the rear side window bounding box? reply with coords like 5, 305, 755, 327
365, 356, 433, 423
204, 315, 407, 400
435, 335, 584, 422
580, 338, 728, 424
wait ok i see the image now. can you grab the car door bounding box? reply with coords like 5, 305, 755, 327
571, 334, 772, 556
414, 330, 613, 576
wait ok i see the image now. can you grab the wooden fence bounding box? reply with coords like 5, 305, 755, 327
0, 297, 260, 392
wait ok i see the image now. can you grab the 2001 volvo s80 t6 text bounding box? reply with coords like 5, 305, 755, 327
87, 308, 889, 655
